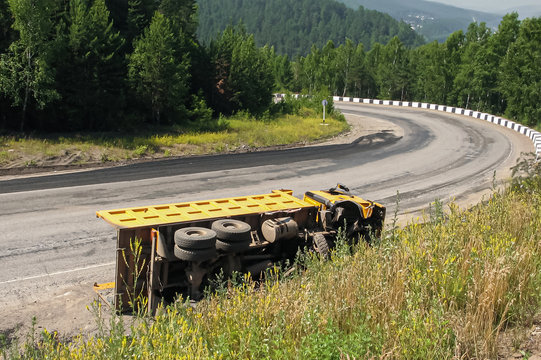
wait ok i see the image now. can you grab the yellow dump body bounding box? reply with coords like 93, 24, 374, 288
97, 189, 313, 229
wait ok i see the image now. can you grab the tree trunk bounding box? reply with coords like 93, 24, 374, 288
20, 87, 29, 132
21, 50, 32, 133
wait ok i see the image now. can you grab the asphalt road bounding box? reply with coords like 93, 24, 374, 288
0, 103, 533, 337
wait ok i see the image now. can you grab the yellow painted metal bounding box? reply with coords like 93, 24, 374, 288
303, 190, 384, 219
93, 282, 115, 291
97, 190, 313, 229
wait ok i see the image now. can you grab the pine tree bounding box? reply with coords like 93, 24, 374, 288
159, 0, 197, 38
128, 11, 190, 125
55, 0, 125, 130
127, 0, 156, 45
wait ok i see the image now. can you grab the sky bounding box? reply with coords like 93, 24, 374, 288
427, 0, 540, 13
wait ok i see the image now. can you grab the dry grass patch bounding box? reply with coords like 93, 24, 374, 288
0, 110, 348, 169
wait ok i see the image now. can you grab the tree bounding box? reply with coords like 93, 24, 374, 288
335, 38, 362, 97
500, 17, 541, 127
296, 44, 321, 94
0, 0, 14, 52
229, 36, 274, 114
270, 50, 293, 92
127, 0, 157, 45
209, 25, 274, 115
376, 37, 411, 100
159, 0, 197, 39
318, 40, 338, 94
128, 11, 190, 125
452, 22, 492, 110
55, 0, 125, 130
0, 0, 60, 131
487, 13, 521, 114
348, 43, 374, 99
440, 30, 465, 106
411, 41, 447, 104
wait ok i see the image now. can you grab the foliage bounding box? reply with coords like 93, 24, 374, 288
0, 0, 60, 131
128, 11, 190, 125
54, 0, 125, 131
197, 0, 425, 57
0, 0, 539, 133
3, 168, 541, 358
499, 17, 541, 127
289, 14, 541, 128
208, 25, 274, 116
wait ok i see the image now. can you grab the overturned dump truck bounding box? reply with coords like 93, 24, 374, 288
96, 184, 385, 313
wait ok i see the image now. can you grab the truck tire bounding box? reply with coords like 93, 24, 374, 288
174, 227, 217, 249
216, 239, 251, 253
174, 245, 217, 262
211, 219, 251, 242
313, 233, 330, 258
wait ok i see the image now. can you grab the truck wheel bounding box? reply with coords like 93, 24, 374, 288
313, 233, 330, 258
174, 245, 217, 262
174, 227, 217, 249
211, 219, 251, 242
216, 239, 251, 253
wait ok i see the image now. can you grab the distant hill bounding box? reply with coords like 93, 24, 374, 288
337, 0, 502, 42
196, 0, 425, 57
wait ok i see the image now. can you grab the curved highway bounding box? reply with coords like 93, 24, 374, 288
0, 103, 533, 336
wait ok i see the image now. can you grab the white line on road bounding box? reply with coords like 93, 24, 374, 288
0, 262, 115, 285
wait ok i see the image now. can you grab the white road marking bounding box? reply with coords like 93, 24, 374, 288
0, 262, 115, 285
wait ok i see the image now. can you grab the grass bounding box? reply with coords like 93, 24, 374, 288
2, 157, 541, 359
0, 109, 348, 168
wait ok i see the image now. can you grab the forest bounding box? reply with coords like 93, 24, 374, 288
196, 0, 425, 56
0, 0, 278, 132
290, 14, 541, 128
293, 14, 541, 128
0, 0, 540, 133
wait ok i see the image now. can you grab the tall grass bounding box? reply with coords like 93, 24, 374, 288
3, 160, 541, 359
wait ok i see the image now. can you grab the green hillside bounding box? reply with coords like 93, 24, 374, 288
196, 0, 425, 56
338, 0, 502, 42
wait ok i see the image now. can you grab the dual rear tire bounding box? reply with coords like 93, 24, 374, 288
212, 219, 252, 253
174, 227, 217, 262
173, 219, 252, 261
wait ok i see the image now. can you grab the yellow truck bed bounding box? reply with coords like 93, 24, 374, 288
96, 189, 313, 229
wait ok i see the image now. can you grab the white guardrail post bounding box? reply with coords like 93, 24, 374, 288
332, 96, 541, 161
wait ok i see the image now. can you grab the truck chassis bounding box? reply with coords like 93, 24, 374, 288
96, 184, 385, 313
